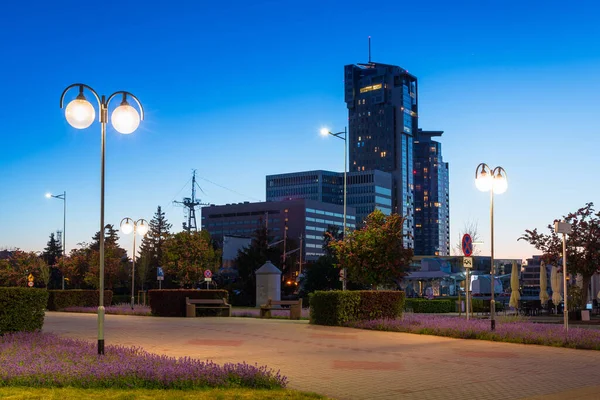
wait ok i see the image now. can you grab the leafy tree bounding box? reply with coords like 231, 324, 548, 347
0, 250, 46, 287
138, 206, 172, 289
162, 230, 220, 288
86, 225, 128, 289
234, 226, 281, 306
519, 202, 600, 308
328, 210, 413, 288
57, 245, 91, 289
299, 226, 343, 295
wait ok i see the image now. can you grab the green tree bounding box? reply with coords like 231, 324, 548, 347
234, 226, 281, 306
57, 245, 91, 289
162, 230, 220, 287
138, 206, 172, 289
299, 226, 342, 295
0, 250, 46, 287
86, 225, 128, 289
519, 202, 600, 308
328, 210, 413, 288
42, 233, 63, 266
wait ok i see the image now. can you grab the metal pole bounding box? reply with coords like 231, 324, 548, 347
563, 231, 568, 331
299, 235, 303, 277
342, 126, 347, 291
98, 99, 107, 355
131, 226, 136, 310
62, 191, 66, 290
466, 268, 470, 321
490, 189, 496, 331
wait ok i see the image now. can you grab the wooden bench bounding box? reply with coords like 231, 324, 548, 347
260, 299, 302, 320
185, 297, 231, 318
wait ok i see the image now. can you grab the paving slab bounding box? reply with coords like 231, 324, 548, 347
43, 312, 600, 400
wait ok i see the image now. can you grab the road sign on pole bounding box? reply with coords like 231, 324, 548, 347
461, 234, 473, 257
204, 270, 212, 279
463, 257, 473, 269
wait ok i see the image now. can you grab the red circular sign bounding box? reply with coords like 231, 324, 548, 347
27, 281, 34, 287
204, 270, 213, 278
462, 234, 473, 257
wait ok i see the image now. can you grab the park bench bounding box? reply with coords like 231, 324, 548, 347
260, 298, 303, 320
185, 297, 231, 318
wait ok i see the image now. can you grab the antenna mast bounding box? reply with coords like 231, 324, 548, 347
174, 170, 208, 233
368, 36, 371, 63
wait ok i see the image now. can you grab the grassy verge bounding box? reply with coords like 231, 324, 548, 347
0, 387, 328, 399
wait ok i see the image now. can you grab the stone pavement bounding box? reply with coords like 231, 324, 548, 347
43, 312, 600, 400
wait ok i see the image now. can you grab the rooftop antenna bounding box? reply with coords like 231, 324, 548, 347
368, 36, 371, 63
174, 170, 208, 233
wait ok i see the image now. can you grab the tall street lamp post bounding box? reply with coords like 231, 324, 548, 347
60, 83, 144, 355
554, 220, 572, 331
120, 218, 149, 310
46, 191, 66, 289
475, 163, 508, 331
320, 127, 347, 291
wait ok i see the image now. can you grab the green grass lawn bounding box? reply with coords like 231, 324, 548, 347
0, 387, 329, 399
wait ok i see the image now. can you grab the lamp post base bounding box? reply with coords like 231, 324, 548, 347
98, 339, 104, 355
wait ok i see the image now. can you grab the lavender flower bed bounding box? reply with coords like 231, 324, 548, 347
232, 308, 310, 319
0, 332, 287, 389
346, 314, 600, 350
62, 303, 152, 316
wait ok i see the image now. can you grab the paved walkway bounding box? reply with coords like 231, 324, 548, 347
43, 312, 600, 400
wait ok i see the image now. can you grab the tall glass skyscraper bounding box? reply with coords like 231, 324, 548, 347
344, 62, 418, 246
413, 129, 450, 256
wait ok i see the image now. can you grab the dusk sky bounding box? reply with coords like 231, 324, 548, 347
1, 0, 599, 260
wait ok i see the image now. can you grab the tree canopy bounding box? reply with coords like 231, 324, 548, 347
328, 210, 413, 288
519, 202, 600, 308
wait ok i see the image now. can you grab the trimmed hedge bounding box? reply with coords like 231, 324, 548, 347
309, 290, 404, 326
405, 299, 455, 313
47, 290, 113, 311
148, 289, 229, 317
0, 287, 49, 333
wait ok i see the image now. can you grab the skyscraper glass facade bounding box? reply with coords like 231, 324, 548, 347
344, 62, 417, 246
413, 130, 450, 256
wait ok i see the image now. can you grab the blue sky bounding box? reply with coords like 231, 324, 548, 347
1, 0, 599, 260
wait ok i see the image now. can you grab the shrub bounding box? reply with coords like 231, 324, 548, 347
0, 287, 49, 333
356, 291, 405, 320
471, 298, 503, 313
309, 290, 404, 326
309, 291, 360, 326
404, 299, 454, 313
148, 289, 229, 317
47, 290, 113, 311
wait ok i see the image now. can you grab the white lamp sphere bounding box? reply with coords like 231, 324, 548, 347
120, 220, 134, 235
137, 221, 149, 236
111, 104, 140, 134
65, 98, 95, 129
493, 175, 508, 194
475, 173, 493, 192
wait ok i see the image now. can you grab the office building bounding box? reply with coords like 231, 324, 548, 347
266, 169, 392, 225
201, 199, 355, 265
413, 129, 450, 256
344, 61, 418, 246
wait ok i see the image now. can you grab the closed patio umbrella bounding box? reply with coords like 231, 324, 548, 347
509, 261, 520, 308
551, 266, 562, 312
539, 261, 549, 305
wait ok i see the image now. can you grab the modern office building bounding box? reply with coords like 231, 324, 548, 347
266, 169, 392, 225
413, 129, 450, 256
201, 199, 356, 265
344, 61, 418, 246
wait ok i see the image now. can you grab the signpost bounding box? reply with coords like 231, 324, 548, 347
27, 281, 34, 287
339, 269, 345, 282
462, 234, 473, 320
157, 267, 164, 290
204, 269, 212, 289
27, 273, 34, 288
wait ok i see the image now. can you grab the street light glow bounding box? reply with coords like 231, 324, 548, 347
493, 173, 508, 194
45, 193, 52, 198
111, 102, 140, 134
65, 97, 95, 129
120, 218, 134, 235
137, 220, 149, 236
320, 128, 329, 136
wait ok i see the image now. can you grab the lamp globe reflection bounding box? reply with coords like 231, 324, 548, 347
65, 95, 95, 129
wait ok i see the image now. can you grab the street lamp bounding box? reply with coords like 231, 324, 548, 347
45, 191, 66, 289
475, 163, 508, 331
320, 127, 347, 291
554, 220, 572, 331
120, 218, 149, 310
60, 83, 144, 355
